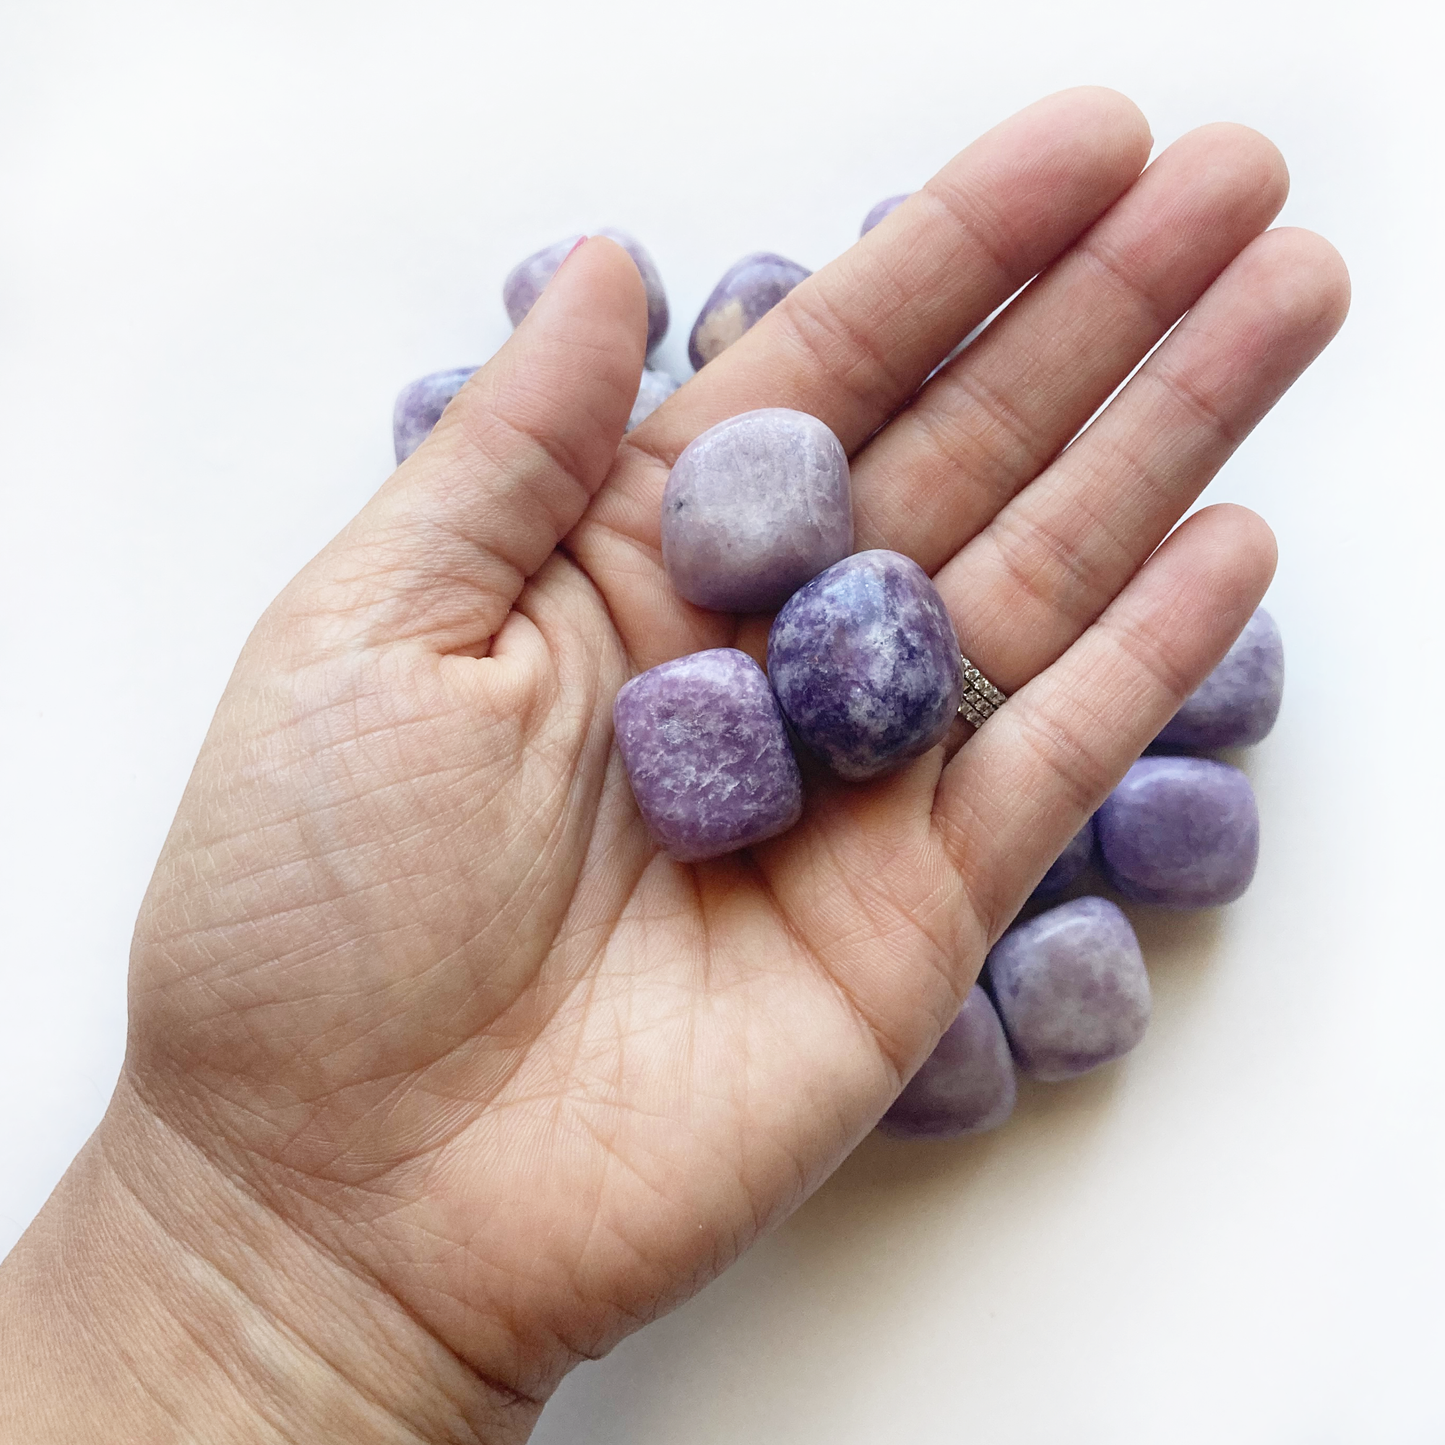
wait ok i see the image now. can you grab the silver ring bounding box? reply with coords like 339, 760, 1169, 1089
958, 655, 1007, 726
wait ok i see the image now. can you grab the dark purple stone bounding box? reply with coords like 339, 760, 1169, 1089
767, 550, 963, 781
392, 366, 478, 464
1029, 817, 1095, 903
687, 252, 811, 371
1096, 757, 1259, 908
986, 897, 1150, 1082
860, 193, 909, 236
661, 408, 852, 613
1154, 607, 1284, 751
502, 229, 669, 355
878, 986, 1016, 1139
613, 648, 803, 863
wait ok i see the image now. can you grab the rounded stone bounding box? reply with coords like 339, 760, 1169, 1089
688, 252, 811, 371
1154, 607, 1284, 751
1029, 817, 1095, 904
627, 367, 678, 433
613, 648, 803, 863
986, 897, 1151, 1082
661, 408, 852, 614
1096, 757, 1259, 908
392, 366, 478, 464
860, 193, 909, 236
503, 229, 669, 354
878, 986, 1016, 1139
767, 550, 963, 781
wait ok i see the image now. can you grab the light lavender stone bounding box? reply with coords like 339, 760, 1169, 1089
627, 367, 678, 433
502, 229, 669, 354
688, 252, 811, 371
392, 366, 478, 464
1029, 817, 1095, 904
613, 648, 803, 863
1155, 607, 1284, 751
878, 986, 1016, 1139
986, 897, 1150, 1082
661, 409, 852, 613
860, 193, 909, 236
768, 550, 963, 781
1096, 756, 1259, 908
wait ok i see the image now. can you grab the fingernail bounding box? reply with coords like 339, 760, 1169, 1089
556, 235, 588, 272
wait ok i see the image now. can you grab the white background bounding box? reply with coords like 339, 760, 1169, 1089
1, 1, 1441, 1440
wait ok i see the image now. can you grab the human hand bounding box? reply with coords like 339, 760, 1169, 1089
0, 89, 1347, 1444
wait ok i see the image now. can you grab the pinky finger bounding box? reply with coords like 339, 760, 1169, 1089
933, 502, 1277, 945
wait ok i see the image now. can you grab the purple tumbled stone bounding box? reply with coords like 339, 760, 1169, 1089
503, 229, 669, 354
860, 193, 910, 236
1096, 757, 1259, 908
986, 897, 1150, 1082
627, 367, 678, 433
878, 986, 1016, 1139
1029, 817, 1095, 903
661, 409, 852, 613
392, 366, 479, 464
687, 252, 812, 371
613, 648, 803, 863
768, 550, 963, 781
1154, 607, 1284, 751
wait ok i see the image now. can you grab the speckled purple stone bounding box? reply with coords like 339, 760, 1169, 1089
627, 368, 678, 433
1029, 817, 1096, 903
613, 649, 803, 863
860, 193, 909, 236
878, 986, 1016, 1139
1097, 757, 1259, 908
986, 897, 1150, 1082
503, 229, 669, 354
768, 550, 963, 781
393, 366, 478, 464
688, 252, 812, 371
1155, 607, 1284, 751
661, 409, 852, 614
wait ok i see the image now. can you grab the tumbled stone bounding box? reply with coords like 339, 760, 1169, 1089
1029, 817, 1095, 904
392, 366, 478, 463
1096, 757, 1259, 908
768, 550, 963, 781
860, 193, 909, 235
661, 409, 852, 613
986, 897, 1150, 1082
502, 229, 669, 354
878, 986, 1016, 1139
613, 649, 803, 863
627, 367, 678, 433
687, 252, 811, 371
1155, 607, 1284, 751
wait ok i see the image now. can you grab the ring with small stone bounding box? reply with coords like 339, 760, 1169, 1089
958, 656, 1007, 726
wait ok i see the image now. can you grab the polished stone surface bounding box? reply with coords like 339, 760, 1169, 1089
878, 986, 1017, 1139
986, 897, 1151, 1082
1029, 817, 1095, 903
613, 648, 802, 863
661, 408, 852, 613
860, 193, 909, 235
687, 252, 811, 370
627, 367, 678, 433
392, 365, 478, 463
1155, 607, 1284, 751
768, 550, 963, 781
502, 228, 669, 354
1097, 757, 1259, 908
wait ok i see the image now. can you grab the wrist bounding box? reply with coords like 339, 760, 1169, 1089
0, 1076, 538, 1445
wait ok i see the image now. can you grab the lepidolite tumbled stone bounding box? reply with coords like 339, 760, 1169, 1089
768, 550, 963, 781
1029, 817, 1095, 903
393, 366, 478, 464
878, 986, 1016, 1139
1097, 757, 1259, 908
661, 409, 852, 613
1155, 607, 1284, 751
688, 252, 811, 370
503, 229, 669, 354
627, 367, 678, 433
986, 897, 1151, 1082
860, 193, 909, 235
613, 649, 802, 863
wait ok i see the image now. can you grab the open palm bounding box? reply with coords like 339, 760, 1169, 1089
116, 89, 1345, 1433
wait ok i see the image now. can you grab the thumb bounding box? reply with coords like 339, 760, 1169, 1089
293, 235, 649, 656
